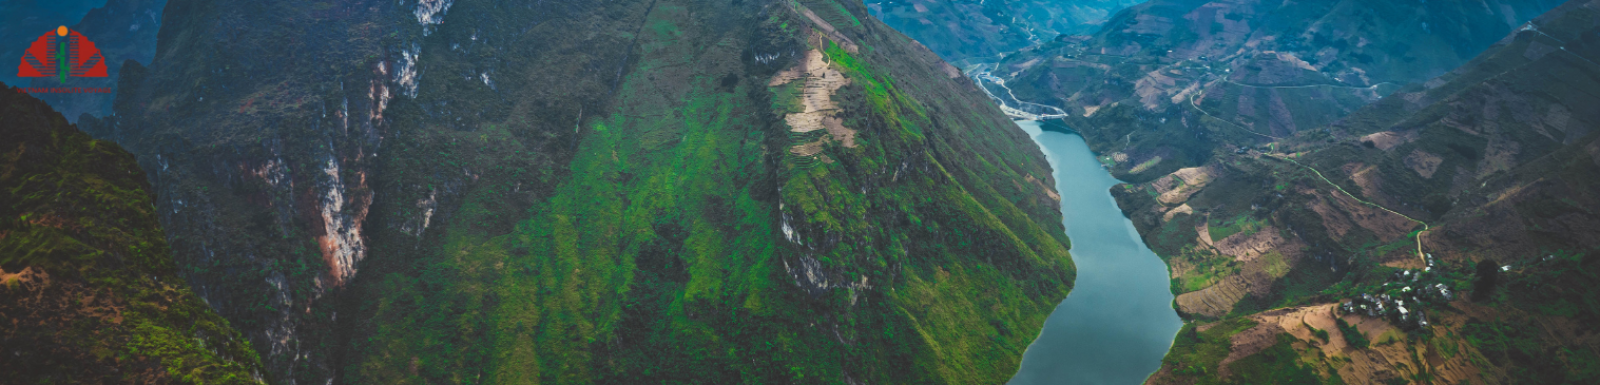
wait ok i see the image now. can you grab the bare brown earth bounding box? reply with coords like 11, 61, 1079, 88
1429, 177, 1600, 263
1136, 70, 1181, 110
1322, 187, 1417, 244
2, 267, 125, 324
1477, 137, 1521, 179
1023, 174, 1061, 202
1216, 307, 1292, 375
790, 1, 858, 54
1344, 163, 1384, 201
1171, 291, 1600, 385
771, 45, 859, 157
1212, 225, 1286, 262
1195, 220, 1214, 247
1304, 188, 1357, 241
1175, 221, 1305, 317
1176, 275, 1249, 318
1167, 257, 1195, 279
1163, 203, 1194, 222
1209, 304, 1463, 384
1359, 131, 1416, 150
1156, 166, 1218, 205
0, 266, 166, 381
1134, 2, 1600, 384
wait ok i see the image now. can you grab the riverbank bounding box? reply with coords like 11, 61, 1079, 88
1008, 121, 1183, 385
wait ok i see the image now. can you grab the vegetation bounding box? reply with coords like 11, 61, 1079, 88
0, 85, 263, 384
1307, 322, 1329, 343
1473, 260, 1501, 302
1336, 318, 1368, 348
1219, 334, 1338, 385
1109, 1, 1600, 383
1164, 318, 1257, 378
1162, 317, 1340, 385
1207, 214, 1265, 242
339, 3, 1078, 381
88, 0, 1080, 383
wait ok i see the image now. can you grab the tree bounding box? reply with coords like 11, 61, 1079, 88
1472, 259, 1500, 302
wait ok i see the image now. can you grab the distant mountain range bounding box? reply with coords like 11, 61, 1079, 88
9, 0, 1599, 383
1123, 1, 1600, 383
865, 0, 1143, 62
886, 0, 1599, 383
996, 0, 1564, 181
876, 0, 1600, 381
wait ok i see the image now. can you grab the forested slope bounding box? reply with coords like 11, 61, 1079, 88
1, 85, 263, 384
82, 0, 1078, 383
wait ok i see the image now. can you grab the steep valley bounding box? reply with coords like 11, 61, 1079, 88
1119, 2, 1600, 383
62, 0, 1080, 384
883, 0, 1600, 383
10, 0, 1600, 384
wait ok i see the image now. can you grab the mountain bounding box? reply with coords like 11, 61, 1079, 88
863, 0, 1143, 62
81, 0, 1076, 383
1103, 1, 1600, 383
994, 0, 1564, 181
1, 84, 263, 384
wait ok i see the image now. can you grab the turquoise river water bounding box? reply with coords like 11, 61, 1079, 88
1007, 120, 1184, 385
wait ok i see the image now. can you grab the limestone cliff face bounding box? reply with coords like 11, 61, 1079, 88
89, 0, 1076, 383
80, 0, 398, 381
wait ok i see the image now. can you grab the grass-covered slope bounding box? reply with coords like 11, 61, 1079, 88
343, 1, 1074, 383
997, 0, 1563, 181
0, 84, 263, 384
90, 0, 1074, 383
1110, 1, 1600, 383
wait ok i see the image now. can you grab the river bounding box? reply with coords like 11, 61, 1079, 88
1008, 120, 1184, 385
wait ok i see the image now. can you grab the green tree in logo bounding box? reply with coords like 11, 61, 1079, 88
57, 38, 68, 84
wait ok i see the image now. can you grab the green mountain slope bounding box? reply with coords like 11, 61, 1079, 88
1, 84, 264, 384
996, 0, 1563, 181
84, 0, 1075, 383
1104, 1, 1600, 383
864, 0, 1143, 62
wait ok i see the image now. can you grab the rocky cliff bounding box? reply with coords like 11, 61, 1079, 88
84, 0, 1077, 383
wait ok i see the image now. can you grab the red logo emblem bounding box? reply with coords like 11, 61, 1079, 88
17, 26, 108, 83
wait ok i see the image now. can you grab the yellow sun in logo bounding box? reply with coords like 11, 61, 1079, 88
57, 26, 68, 36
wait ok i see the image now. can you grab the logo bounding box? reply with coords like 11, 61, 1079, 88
17, 26, 108, 84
